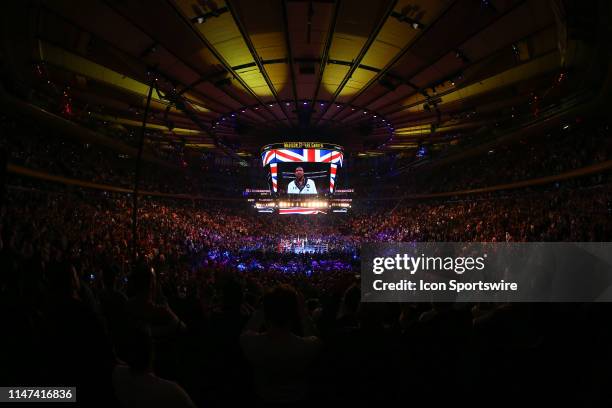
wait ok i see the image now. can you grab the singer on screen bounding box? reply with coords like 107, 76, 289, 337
287, 166, 317, 194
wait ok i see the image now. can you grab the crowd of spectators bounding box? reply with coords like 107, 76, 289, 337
4, 111, 612, 203
354, 117, 612, 197
416, 118, 612, 193
2, 177, 612, 405
2, 111, 612, 406
349, 186, 612, 242
20, 83, 184, 163
0, 114, 254, 196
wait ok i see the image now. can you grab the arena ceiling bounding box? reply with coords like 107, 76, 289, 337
13, 0, 566, 158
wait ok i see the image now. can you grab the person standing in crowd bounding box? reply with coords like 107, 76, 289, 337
112, 325, 196, 408
241, 284, 321, 405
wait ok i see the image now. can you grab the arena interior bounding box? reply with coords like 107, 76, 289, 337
1, 0, 612, 406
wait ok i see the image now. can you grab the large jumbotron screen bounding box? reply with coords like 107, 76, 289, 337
261, 142, 344, 198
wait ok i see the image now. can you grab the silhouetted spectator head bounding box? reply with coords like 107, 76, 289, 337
342, 284, 361, 315
46, 260, 80, 300
128, 263, 156, 298
222, 278, 244, 311
432, 302, 455, 312
358, 302, 386, 330
0, 248, 18, 290
120, 324, 153, 372
103, 264, 119, 290
263, 284, 299, 330
306, 298, 320, 315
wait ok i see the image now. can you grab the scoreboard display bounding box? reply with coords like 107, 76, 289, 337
261, 142, 344, 197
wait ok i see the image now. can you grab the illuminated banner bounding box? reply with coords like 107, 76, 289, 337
281, 142, 325, 148
263, 142, 342, 150
244, 189, 272, 193
279, 207, 327, 215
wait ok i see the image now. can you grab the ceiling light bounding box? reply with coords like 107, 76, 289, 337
392, 11, 424, 30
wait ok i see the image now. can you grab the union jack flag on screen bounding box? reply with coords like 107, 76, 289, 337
262, 148, 343, 167
329, 163, 337, 193
270, 163, 278, 193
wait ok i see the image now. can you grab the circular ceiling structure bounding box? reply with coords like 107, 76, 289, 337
3, 0, 573, 159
